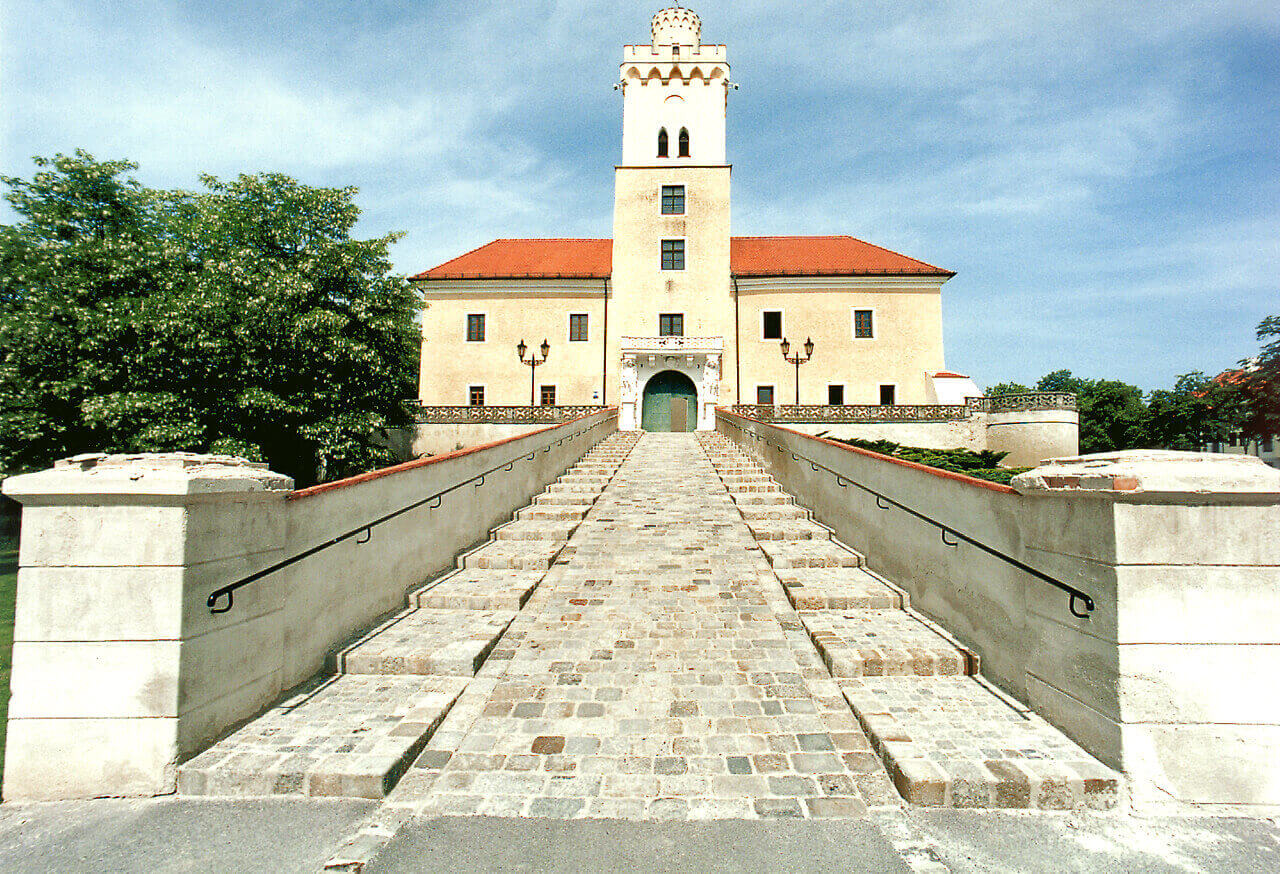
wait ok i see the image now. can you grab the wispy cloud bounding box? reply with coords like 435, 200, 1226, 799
3, 0, 1277, 389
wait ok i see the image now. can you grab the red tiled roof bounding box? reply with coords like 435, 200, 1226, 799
411, 239, 612, 280
932, 371, 970, 379
411, 235, 952, 280
730, 236, 953, 278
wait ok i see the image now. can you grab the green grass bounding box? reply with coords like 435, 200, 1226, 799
0, 535, 16, 786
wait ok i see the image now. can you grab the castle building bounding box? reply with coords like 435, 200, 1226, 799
412, 6, 978, 432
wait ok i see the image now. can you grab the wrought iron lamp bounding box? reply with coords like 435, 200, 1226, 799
780, 336, 814, 405
517, 338, 551, 406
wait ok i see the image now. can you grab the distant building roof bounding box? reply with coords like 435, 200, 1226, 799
411, 235, 953, 280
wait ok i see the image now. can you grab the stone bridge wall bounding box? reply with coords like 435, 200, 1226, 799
1, 408, 617, 801
717, 408, 1280, 811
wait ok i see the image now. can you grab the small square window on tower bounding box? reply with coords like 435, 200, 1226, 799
661, 239, 685, 270
756, 385, 775, 405
761, 310, 783, 340
659, 313, 684, 336
662, 185, 685, 215
468, 385, 485, 407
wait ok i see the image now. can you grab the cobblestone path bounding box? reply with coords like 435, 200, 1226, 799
387, 432, 895, 820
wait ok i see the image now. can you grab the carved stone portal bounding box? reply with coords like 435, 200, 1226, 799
619, 337, 723, 431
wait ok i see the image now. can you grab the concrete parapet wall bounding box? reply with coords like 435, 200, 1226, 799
1, 409, 617, 801
717, 409, 1280, 811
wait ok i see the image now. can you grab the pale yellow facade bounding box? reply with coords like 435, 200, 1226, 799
415, 6, 961, 429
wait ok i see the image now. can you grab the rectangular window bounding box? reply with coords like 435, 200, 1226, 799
661, 185, 685, 215
466, 313, 486, 342
661, 239, 685, 270
828, 385, 845, 405
879, 384, 896, 406
659, 313, 684, 337
540, 385, 556, 407
853, 309, 874, 339
569, 313, 589, 342
1264, 435, 1274, 453
761, 310, 783, 340
756, 385, 775, 405
468, 385, 485, 407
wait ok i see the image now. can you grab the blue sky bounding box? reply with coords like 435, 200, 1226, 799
4, 1, 1277, 390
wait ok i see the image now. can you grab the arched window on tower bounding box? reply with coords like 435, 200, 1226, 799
657, 128, 669, 158
678, 128, 690, 158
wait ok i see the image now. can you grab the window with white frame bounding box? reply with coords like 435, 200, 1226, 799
853, 309, 874, 339
761, 310, 783, 341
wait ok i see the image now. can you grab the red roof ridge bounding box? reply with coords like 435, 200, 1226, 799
932, 371, 970, 379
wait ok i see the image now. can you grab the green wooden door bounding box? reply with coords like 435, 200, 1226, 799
641, 370, 697, 432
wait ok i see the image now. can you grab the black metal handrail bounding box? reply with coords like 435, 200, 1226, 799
206, 413, 616, 614
718, 414, 1096, 619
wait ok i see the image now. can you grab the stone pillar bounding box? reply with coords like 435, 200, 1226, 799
1012, 451, 1280, 809
2, 453, 292, 801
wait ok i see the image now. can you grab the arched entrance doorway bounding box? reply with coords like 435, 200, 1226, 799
641, 370, 698, 432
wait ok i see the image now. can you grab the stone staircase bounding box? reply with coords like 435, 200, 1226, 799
697, 432, 1120, 810
177, 432, 641, 800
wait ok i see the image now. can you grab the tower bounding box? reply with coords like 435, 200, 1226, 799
611, 7, 734, 430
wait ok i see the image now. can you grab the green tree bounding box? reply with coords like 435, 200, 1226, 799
0, 151, 419, 486
1242, 315, 1280, 439
985, 381, 1031, 396
1146, 372, 1247, 451
1033, 371, 1148, 454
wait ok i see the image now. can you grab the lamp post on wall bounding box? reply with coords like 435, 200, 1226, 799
780, 336, 814, 405
517, 338, 551, 406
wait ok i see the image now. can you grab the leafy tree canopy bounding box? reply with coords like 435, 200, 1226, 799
984, 381, 1031, 396
0, 150, 419, 486
1242, 316, 1280, 439
1146, 372, 1247, 451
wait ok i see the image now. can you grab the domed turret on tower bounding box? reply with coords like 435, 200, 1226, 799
651, 6, 701, 47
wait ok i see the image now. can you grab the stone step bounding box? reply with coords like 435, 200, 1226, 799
839, 677, 1121, 810
744, 519, 830, 541
737, 504, 809, 521
546, 481, 604, 494
517, 504, 588, 522
337, 609, 516, 676
800, 610, 975, 677
415, 569, 544, 610
177, 674, 467, 799
724, 481, 781, 493
758, 539, 863, 568
776, 567, 904, 610
719, 472, 772, 482
533, 492, 596, 506
730, 491, 793, 505
559, 472, 612, 482
495, 519, 578, 541
462, 541, 562, 570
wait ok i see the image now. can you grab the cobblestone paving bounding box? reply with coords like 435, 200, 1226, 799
800, 610, 975, 678
778, 567, 904, 611
338, 609, 517, 676
842, 677, 1120, 809
387, 433, 889, 821
178, 675, 467, 799
415, 569, 545, 610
